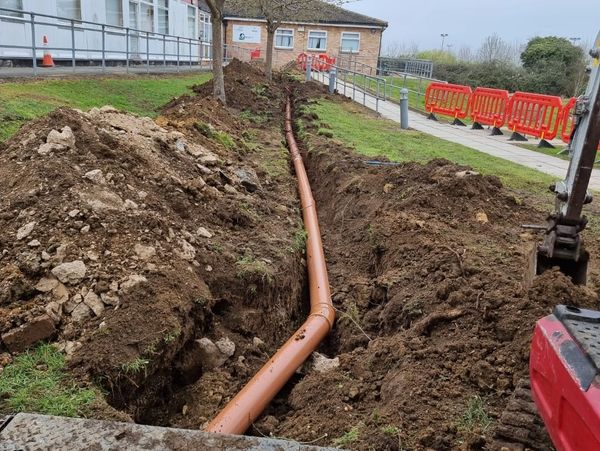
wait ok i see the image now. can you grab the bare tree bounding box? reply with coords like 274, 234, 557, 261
477, 34, 512, 63
206, 0, 226, 103
457, 45, 473, 62
384, 41, 419, 58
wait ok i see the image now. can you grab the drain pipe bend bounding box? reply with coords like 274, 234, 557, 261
205, 97, 335, 435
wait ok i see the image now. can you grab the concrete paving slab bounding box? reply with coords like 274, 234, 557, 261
0, 413, 334, 451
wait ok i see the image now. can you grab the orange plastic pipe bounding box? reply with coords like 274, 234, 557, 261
205, 97, 335, 435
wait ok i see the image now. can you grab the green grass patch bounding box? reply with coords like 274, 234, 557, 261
239, 110, 269, 124
306, 100, 554, 193
194, 119, 236, 150
345, 73, 428, 111
0, 73, 211, 142
290, 227, 308, 253
236, 252, 274, 284
121, 357, 150, 375
0, 344, 97, 417
333, 424, 361, 447
458, 395, 492, 432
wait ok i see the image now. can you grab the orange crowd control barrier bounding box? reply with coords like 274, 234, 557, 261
250, 48, 261, 60
469, 87, 509, 135
296, 52, 308, 71
506, 92, 563, 147
297, 53, 336, 72
315, 54, 336, 72
425, 82, 472, 125
560, 97, 600, 150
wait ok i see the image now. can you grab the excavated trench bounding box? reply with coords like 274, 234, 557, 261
60, 78, 600, 449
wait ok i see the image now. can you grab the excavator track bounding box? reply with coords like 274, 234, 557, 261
492, 379, 553, 451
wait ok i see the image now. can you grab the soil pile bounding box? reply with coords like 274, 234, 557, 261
0, 62, 307, 421
255, 100, 600, 450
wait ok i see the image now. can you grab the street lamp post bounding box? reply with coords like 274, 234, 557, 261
440, 33, 448, 52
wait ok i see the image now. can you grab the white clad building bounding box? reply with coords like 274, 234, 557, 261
0, 0, 212, 64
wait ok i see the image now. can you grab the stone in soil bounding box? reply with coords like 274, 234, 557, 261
51, 260, 87, 285
1, 314, 56, 353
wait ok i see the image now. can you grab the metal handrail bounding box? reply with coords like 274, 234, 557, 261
308, 59, 387, 112
0, 6, 212, 75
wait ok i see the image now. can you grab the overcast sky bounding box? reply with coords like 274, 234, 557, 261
344, 0, 599, 55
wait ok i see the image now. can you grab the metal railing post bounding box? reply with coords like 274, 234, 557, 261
162, 34, 166, 67
71, 19, 76, 72
146, 31, 150, 73
328, 68, 336, 94
400, 88, 409, 129
101, 24, 106, 72
376, 79, 380, 113
305, 56, 312, 82
176, 36, 180, 73
30, 13, 37, 76
363, 76, 367, 105
189, 38, 192, 67
126, 28, 130, 73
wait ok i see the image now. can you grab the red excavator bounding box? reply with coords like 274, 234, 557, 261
529, 31, 600, 450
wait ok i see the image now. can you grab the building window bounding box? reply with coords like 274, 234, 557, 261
275, 28, 294, 49
140, 0, 154, 32
307, 30, 327, 51
340, 32, 360, 53
57, 0, 82, 20
106, 0, 123, 26
198, 11, 211, 42
0, 0, 23, 18
187, 5, 196, 38
158, 0, 168, 34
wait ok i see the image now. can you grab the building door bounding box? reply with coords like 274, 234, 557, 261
129, 1, 140, 57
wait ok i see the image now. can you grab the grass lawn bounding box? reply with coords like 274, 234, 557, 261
0, 73, 211, 142
345, 73, 428, 111
0, 344, 97, 417
307, 99, 555, 193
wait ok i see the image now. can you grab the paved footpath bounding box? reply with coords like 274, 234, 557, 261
314, 73, 600, 191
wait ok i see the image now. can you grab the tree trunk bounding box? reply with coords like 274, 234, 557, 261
206, 0, 226, 104
265, 24, 275, 81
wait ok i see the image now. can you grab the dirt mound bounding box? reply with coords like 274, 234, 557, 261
187, 59, 282, 115
0, 90, 306, 420
258, 102, 600, 450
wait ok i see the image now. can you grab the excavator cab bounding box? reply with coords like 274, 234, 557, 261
529, 31, 600, 451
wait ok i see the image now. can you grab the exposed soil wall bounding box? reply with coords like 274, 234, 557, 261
1, 61, 599, 451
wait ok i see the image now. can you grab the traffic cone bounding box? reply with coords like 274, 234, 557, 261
41, 35, 55, 67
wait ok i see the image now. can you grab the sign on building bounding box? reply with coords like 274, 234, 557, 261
232, 25, 261, 44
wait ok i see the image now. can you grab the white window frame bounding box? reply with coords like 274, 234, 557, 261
157, 0, 168, 35
0, 0, 23, 18
274, 28, 294, 50
340, 31, 360, 53
307, 29, 327, 51
57, 0, 82, 21
139, 0, 154, 33
105, 0, 123, 27
186, 5, 196, 39
198, 10, 211, 42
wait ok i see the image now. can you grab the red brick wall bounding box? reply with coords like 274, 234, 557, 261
224, 20, 384, 70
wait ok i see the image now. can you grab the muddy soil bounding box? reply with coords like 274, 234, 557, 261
0, 61, 310, 421
2, 59, 599, 451
249, 96, 600, 450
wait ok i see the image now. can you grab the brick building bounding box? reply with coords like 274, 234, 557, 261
221, 1, 387, 69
